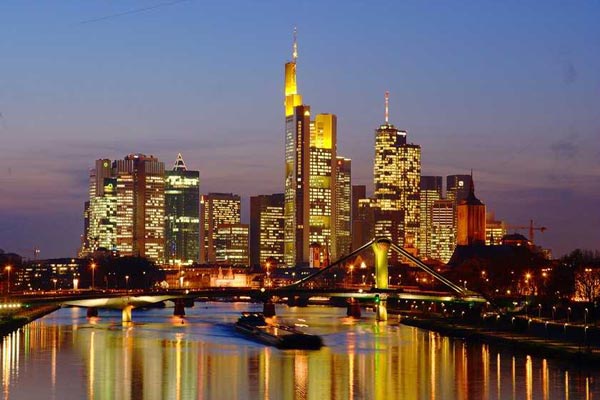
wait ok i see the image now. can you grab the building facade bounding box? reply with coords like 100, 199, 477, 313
419, 176, 443, 258
214, 224, 249, 266
335, 157, 351, 258
200, 193, 241, 264
456, 176, 486, 245
430, 199, 455, 263
164, 154, 200, 266
250, 194, 285, 267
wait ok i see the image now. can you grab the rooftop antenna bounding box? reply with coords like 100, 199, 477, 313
384, 91, 389, 124
292, 26, 298, 62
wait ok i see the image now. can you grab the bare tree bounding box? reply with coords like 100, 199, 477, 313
575, 268, 600, 302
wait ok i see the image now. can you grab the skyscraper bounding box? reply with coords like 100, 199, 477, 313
372, 92, 421, 253
419, 176, 443, 258
431, 199, 455, 263
250, 194, 285, 267
84, 159, 118, 255
114, 154, 165, 263
351, 185, 368, 250
335, 157, 351, 258
456, 175, 486, 245
164, 154, 200, 266
283, 30, 344, 267
309, 113, 337, 264
200, 193, 241, 264
215, 224, 249, 266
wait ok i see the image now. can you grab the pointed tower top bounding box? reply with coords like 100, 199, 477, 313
173, 153, 187, 171
292, 27, 298, 62
384, 91, 389, 124
469, 169, 474, 195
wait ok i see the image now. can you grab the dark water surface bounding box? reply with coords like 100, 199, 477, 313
1, 303, 599, 399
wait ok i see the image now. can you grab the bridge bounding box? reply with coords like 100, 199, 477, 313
9, 238, 485, 323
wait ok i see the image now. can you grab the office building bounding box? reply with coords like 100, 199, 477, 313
430, 199, 455, 263
114, 154, 165, 263
335, 157, 351, 258
214, 224, 249, 266
419, 176, 443, 258
250, 194, 285, 267
200, 193, 241, 264
164, 154, 200, 266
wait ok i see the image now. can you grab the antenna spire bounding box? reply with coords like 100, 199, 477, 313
292, 27, 298, 61
384, 91, 389, 123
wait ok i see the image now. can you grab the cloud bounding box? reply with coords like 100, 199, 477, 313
550, 137, 579, 160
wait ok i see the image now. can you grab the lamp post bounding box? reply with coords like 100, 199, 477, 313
125, 275, 129, 293
90, 262, 96, 291
5, 265, 11, 295
52, 278, 58, 292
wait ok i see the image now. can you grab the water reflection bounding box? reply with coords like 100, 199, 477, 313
0, 305, 599, 399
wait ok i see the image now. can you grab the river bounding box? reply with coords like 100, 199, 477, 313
1, 302, 598, 399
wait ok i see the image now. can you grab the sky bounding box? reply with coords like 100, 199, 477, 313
0, 1, 599, 259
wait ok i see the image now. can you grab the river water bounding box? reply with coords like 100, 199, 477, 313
1, 303, 598, 399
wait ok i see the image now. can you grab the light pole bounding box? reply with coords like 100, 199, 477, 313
52, 278, 58, 291
91, 262, 96, 291
125, 275, 129, 293
552, 306, 556, 321
5, 265, 11, 295
585, 308, 589, 325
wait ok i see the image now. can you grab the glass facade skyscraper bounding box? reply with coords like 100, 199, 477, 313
165, 154, 200, 266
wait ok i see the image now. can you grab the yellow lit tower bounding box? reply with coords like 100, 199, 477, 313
372, 92, 421, 255
284, 28, 310, 266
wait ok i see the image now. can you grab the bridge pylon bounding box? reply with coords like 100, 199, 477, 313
372, 238, 391, 290
122, 305, 133, 323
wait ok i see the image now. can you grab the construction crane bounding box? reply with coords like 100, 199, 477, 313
505, 219, 547, 244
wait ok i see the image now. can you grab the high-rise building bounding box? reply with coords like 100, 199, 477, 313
88, 177, 117, 252
214, 224, 249, 266
456, 176, 486, 245
250, 194, 285, 267
430, 199, 455, 263
485, 212, 506, 245
372, 92, 420, 253
114, 154, 165, 263
200, 193, 241, 264
308, 113, 337, 264
419, 176, 443, 258
164, 154, 200, 266
446, 175, 471, 205
283, 31, 343, 267
335, 157, 351, 258
351, 185, 367, 250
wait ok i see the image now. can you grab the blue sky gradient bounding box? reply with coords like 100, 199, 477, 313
1, 1, 599, 258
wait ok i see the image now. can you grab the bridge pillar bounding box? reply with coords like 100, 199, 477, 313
263, 300, 276, 317
174, 299, 186, 317
372, 239, 390, 290
86, 307, 98, 318
376, 299, 388, 322
347, 298, 361, 318
122, 305, 133, 323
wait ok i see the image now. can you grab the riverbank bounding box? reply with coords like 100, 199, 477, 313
0, 305, 60, 336
400, 315, 600, 365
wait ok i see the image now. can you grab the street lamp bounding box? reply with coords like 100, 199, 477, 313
5, 265, 11, 295
52, 278, 58, 291
90, 262, 96, 291
125, 275, 130, 293
585, 308, 589, 325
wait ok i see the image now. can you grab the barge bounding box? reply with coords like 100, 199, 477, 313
235, 312, 323, 350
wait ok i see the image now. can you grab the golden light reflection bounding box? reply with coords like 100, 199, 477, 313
496, 353, 501, 400
541, 359, 548, 400
525, 355, 532, 400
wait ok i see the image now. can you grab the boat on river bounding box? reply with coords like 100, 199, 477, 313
235, 312, 323, 350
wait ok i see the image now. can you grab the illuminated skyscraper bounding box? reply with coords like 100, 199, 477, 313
250, 194, 284, 267
430, 199, 454, 263
164, 154, 200, 266
372, 92, 420, 253
83, 159, 118, 255
200, 193, 241, 264
351, 185, 367, 250
215, 224, 249, 266
419, 176, 442, 258
283, 30, 342, 266
456, 175, 486, 245
283, 29, 309, 266
113, 154, 165, 263
335, 157, 351, 258
309, 113, 337, 264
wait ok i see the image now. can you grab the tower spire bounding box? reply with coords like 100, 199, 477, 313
384, 91, 389, 124
292, 27, 298, 62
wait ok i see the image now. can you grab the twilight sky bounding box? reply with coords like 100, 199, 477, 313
0, 1, 599, 259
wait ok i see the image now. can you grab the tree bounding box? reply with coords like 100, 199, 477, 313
575, 268, 600, 302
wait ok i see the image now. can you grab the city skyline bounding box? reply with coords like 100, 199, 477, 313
1, 1, 599, 258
